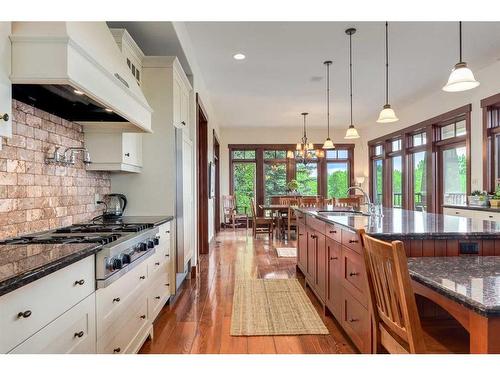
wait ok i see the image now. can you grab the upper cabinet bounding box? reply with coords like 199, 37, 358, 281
172, 63, 191, 131
0, 22, 12, 147
110, 29, 143, 87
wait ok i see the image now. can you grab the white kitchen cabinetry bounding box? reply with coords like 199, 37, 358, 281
84, 131, 142, 173
9, 294, 96, 354
110, 28, 144, 87
0, 255, 95, 353
442, 207, 475, 219
173, 70, 190, 130
443, 207, 500, 221
0, 22, 12, 147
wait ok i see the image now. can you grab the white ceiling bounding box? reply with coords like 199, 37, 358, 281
183, 21, 500, 129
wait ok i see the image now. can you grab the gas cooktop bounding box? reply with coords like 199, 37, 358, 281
54, 223, 152, 233
0, 233, 122, 245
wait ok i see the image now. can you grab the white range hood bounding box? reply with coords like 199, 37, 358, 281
10, 22, 152, 133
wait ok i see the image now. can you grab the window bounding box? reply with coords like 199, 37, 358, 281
264, 150, 286, 160
327, 162, 349, 199
232, 162, 256, 214
233, 150, 255, 160
482, 94, 500, 192
391, 156, 402, 207
442, 146, 467, 206
412, 151, 427, 211
296, 163, 318, 195
368, 105, 471, 212
264, 163, 287, 205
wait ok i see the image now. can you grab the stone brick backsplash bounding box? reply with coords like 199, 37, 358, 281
0, 100, 111, 239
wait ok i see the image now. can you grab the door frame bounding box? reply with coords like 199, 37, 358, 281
213, 129, 221, 233
196, 93, 209, 255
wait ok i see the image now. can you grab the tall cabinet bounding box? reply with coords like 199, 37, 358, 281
110, 56, 195, 289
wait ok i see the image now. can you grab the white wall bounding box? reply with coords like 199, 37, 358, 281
356, 59, 500, 191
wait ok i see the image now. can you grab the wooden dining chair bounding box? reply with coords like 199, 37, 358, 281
336, 197, 361, 209
360, 229, 426, 354
222, 195, 249, 230
250, 198, 274, 238
278, 197, 299, 239
298, 196, 322, 208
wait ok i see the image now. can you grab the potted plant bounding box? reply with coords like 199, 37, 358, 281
490, 186, 500, 208
287, 179, 299, 195
468, 190, 489, 207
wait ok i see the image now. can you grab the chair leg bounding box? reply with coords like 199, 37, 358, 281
232, 214, 235, 230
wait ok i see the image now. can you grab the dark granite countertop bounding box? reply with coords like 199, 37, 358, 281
295, 206, 500, 240
0, 243, 101, 296
95, 215, 174, 226
407, 256, 500, 316
443, 204, 500, 213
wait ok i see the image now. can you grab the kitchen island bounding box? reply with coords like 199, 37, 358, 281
294, 207, 500, 353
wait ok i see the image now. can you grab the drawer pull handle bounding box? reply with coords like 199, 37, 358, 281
113, 297, 121, 303
311, 234, 317, 239
349, 272, 359, 277
166, 230, 170, 234
125, 153, 130, 157
348, 239, 359, 243
165, 283, 170, 287
455, 212, 460, 215
113, 348, 121, 353
298, 233, 304, 236
74, 279, 85, 286
165, 254, 170, 257
140, 315, 146, 319
139, 275, 146, 280
155, 262, 160, 266
17, 310, 32, 319
349, 318, 359, 323
330, 256, 338, 260
74, 331, 84, 338
155, 296, 161, 300
329, 230, 337, 234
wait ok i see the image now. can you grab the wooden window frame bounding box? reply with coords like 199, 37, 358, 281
482, 93, 500, 192
368, 104, 471, 213
229, 143, 355, 215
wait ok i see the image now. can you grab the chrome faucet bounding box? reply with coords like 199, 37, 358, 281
346, 186, 375, 214
63, 147, 92, 165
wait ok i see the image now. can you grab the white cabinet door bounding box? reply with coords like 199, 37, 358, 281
9, 294, 96, 354
180, 87, 189, 129
182, 136, 194, 266
122, 133, 142, 167
173, 76, 182, 128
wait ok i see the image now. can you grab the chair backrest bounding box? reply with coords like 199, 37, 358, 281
279, 197, 299, 206
223, 195, 236, 212
250, 198, 257, 219
336, 197, 361, 209
360, 230, 426, 354
298, 196, 322, 208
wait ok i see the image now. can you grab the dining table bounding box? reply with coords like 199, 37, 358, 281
258, 204, 290, 240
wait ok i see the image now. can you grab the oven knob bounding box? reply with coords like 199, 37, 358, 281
121, 253, 131, 265
147, 240, 155, 249
154, 237, 160, 246
112, 258, 123, 270
139, 242, 148, 252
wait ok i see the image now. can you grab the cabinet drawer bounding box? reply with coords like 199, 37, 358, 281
96, 260, 148, 338
325, 222, 342, 243
342, 229, 363, 254
148, 270, 170, 322
474, 211, 500, 222
9, 294, 96, 354
342, 246, 367, 307
341, 290, 370, 353
97, 294, 149, 354
0, 255, 95, 353
306, 216, 326, 234
326, 239, 342, 320
147, 249, 167, 277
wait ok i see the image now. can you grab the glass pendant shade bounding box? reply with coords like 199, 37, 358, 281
344, 125, 360, 139
377, 104, 399, 123
316, 149, 325, 158
442, 62, 480, 92
308, 142, 314, 150
286, 150, 294, 159
322, 137, 335, 149
296, 143, 302, 151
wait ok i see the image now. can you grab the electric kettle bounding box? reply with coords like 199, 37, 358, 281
102, 193, 127, 220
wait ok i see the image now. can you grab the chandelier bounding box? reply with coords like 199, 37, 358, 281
289, 112, 324, 165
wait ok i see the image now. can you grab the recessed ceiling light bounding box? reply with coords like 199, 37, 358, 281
105, 108, 113, 113
73, 89, 84, 95
233, 53, 246, 60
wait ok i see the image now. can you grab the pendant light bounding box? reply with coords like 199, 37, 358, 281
377, 22, 399, 123
294, 112, 319, 165
442, 21, 480, 92
344, 28, 360, 140
322, 60, 335, 149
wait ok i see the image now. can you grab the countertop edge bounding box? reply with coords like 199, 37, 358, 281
409, 270, 500, 317
443, 204, 500, 213
0, 244, 101, 297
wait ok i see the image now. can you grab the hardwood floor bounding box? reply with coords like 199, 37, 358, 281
139, 229, 356, 354
139, 228, 468, 354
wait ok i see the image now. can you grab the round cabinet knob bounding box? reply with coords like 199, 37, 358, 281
74, 279, 85, 286
112, 258, 123, 270
113, 297, 121, 303
155, 296, 161, 300
139, 275, 146, 280
74, 331, 84, 338
113, 348, 121, 353
349, 272, 359, 277
155, 262, 160, 266
139, 242, 148, 252
154, 237, 160, 246
17, 310, 32, 319
147, 240, 155, 249
140, 314, 146, 320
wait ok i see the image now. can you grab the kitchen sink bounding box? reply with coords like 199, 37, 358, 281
317, 210, 371, 217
